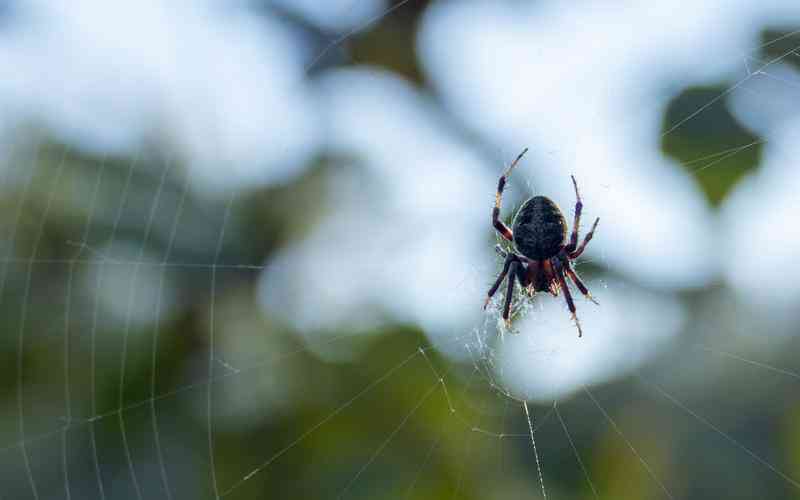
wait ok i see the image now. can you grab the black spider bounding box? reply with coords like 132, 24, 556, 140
484, 148, 599, 336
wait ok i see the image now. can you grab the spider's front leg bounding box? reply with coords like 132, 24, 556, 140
492, 148, 528, 241
520, 257, 538, 297
541, 260, 560, 297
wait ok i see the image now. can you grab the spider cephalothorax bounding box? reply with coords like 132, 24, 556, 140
484, 148, 599, 336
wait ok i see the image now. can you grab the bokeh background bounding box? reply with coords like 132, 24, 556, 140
1, 0, 800, 498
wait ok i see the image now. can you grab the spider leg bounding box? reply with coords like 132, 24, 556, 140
564, 260, 599, 305
515, 259, 536, 298
484, 253, 516, 309
541, 260, 560, 296
565, 175, 583, 253
502, 260, 520, 327
522, 259, 539, 296
568, 217, 599, 259
553, 258, 583, 337
492, 148, 528, 242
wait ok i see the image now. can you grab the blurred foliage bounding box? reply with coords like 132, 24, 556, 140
349, 0, 431, 83
661, 85, 761, 206
762, 29, 800, 72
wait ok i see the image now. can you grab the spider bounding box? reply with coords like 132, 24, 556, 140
484, 148, 599, 336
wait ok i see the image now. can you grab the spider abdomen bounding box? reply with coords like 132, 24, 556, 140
512, 196, 567, 260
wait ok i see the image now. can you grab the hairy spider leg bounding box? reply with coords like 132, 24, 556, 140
564, 259, 599, 305
485, 253, 516, 309
492, 148, 529, 242
523, 259, 539, 296
566, 175, 584, 252
502, 260, 520, 327
568, 217, 599, 259
541, 260, 560, 296
553, 258, 583, 337
515, 260, 532, 298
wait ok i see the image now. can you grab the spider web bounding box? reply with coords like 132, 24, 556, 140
1, 2, 800, 500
